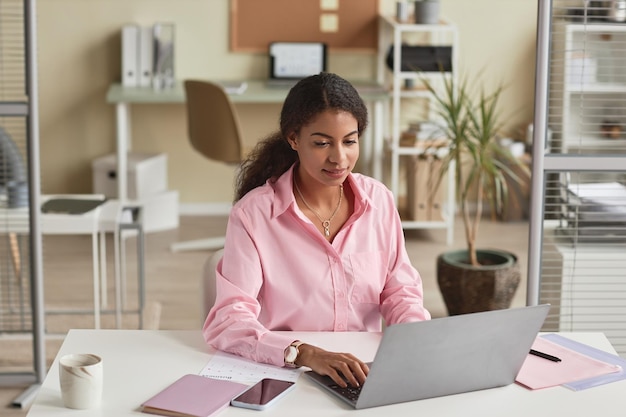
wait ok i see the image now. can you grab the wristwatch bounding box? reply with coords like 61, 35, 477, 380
284, 340, 304, 368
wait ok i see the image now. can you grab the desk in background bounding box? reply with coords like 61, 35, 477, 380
106, 81, 388, 204
0, 196, 144, 330
26, 330, 626, 416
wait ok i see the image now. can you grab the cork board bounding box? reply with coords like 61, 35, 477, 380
230, 0, 379, 52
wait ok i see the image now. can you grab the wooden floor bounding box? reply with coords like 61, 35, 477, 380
0, 214, 530, 414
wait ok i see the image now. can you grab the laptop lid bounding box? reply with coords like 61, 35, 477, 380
268, 42, 327, 82
305, 304, 550, 409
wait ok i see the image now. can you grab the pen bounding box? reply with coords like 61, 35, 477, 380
529, 349, 561, 362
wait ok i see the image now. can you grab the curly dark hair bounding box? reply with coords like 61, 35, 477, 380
234, 72, 369, 201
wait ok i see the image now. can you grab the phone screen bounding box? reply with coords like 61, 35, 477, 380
231, 379, 295, 408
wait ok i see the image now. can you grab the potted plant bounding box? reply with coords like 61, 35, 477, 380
421, 73, 528, 315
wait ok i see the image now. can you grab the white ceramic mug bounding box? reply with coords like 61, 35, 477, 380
59, 353, 103, 409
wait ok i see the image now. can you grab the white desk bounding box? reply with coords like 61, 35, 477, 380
106, 81, 388, 203
26, 330, 626, 416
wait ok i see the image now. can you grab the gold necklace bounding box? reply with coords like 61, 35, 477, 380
294, 179, 343, 237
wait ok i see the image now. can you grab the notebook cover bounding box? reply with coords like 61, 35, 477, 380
141, 374, 247, 417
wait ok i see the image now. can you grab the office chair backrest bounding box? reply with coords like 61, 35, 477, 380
184, 80, 243, 164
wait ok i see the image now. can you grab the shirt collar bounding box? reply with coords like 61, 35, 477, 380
271, 164, 377, 220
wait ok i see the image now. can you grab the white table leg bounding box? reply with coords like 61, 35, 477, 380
121, 230, 128, 308
114, 214, 122, 329
91, 230, 101, 329
99, 231, 107, 308
115, 102, 130, 203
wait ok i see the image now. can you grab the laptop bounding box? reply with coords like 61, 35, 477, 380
266, 42, 327, 88
305, 304, 550, 409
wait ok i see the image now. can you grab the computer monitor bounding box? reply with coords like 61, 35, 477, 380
268, 42, 327, 82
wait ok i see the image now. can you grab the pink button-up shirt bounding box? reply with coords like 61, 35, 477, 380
203, 165, 430, 367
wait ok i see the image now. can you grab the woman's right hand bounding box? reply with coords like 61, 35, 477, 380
296, 344, 369, 388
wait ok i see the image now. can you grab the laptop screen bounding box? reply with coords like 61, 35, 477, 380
269, 42, 327, 80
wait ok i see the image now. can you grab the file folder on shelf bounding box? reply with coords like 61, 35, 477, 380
152, 23, 175, 90
138, 26, 154, 88
407, 155, 443, 221
407, 156, 429, 221
121, 24, 140, 87
427, 158, 444, 221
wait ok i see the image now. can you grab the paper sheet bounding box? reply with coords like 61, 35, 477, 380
200, 351, 302, 385
515, 336, 622, 390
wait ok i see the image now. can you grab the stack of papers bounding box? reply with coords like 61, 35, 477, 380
217, 81, 248, 95
516, 334, 626, 390
200, 350, 301, 385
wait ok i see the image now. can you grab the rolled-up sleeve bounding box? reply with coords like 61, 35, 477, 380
203, 206, 295, 367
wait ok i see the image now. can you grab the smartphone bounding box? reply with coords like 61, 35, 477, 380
230, 378, 295, 410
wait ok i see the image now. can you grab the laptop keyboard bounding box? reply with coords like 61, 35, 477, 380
328, 383, 362, 403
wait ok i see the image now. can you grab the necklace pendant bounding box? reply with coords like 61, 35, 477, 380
323, 220, 331, 237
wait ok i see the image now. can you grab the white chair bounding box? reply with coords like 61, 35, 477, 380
202, 248, 223, 320
38, 195, 105, 328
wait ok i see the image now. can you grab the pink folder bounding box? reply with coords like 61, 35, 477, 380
515, 337, 621, 390
142, 374, 247, 417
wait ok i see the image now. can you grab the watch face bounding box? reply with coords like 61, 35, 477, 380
285, 346, 298, 363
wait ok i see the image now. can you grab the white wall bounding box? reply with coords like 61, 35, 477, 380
37, 0, 537, 205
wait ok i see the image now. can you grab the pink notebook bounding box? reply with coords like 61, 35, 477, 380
141, 374, 247, 417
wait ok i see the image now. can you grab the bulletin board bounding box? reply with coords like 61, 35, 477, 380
230, 0, 380, 52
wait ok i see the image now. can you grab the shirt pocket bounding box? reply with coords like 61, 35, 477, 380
348, 252, 386, 304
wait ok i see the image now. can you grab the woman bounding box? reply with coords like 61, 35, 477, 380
203, 72, 430, 388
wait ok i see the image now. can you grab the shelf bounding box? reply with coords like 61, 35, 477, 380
566, 83, 626, 93
398, 89, 432, 99
379, 14, 457, 242
380, 14, 456, 32
565, 22, 626, 33
395, 71, 453, 80
563, 137, 626, 149
552, 21, 626, 157
397, 200, 452, 230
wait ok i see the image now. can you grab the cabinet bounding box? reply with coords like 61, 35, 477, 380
552, 22, 626, 154
541, 242, 626, 356
377, 15, 458, 243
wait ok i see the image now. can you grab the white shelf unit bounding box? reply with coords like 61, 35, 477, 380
552, 22, 626, 154
377, 15, 458, 243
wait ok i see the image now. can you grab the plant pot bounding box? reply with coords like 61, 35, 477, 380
436, 249, 521, 315
414, 1, 440, 24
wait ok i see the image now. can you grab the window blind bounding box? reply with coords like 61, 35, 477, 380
0, 0, 31, 333
531, 0, 626, 357
0, 0, 47, 401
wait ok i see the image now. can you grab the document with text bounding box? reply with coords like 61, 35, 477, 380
200, 351, 302, 385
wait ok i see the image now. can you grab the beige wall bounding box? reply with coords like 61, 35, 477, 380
37, 0, 537, 206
